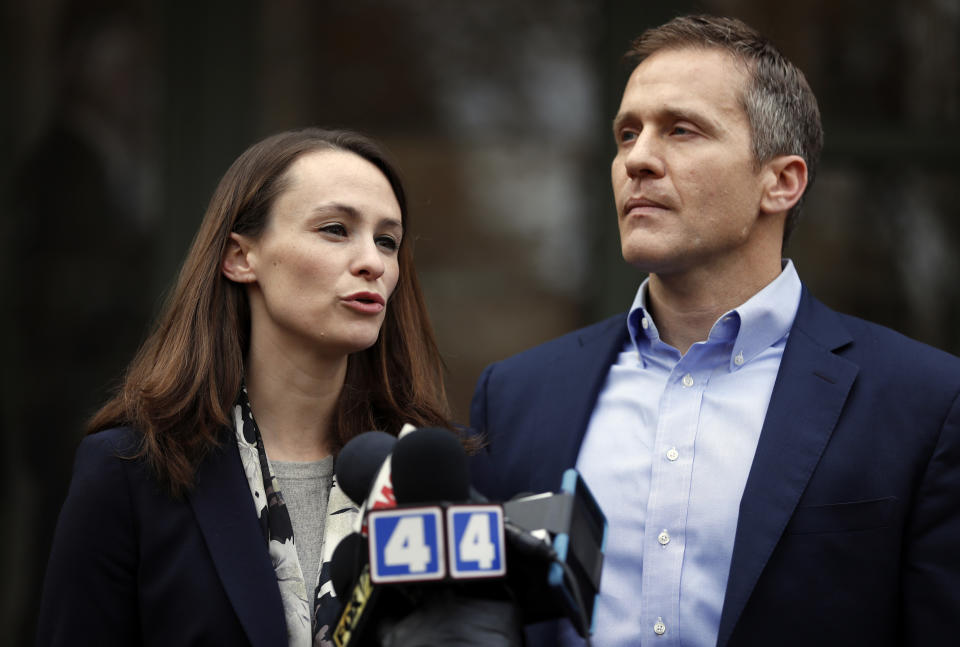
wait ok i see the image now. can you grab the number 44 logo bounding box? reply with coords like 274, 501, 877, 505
368, 504, 506, 584
447, 505, 506, 578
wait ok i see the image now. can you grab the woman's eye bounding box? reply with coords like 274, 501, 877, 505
318, 223, 347, 237
376, 235, 399, 252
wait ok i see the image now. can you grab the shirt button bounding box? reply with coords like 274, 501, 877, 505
666, 448, 679, 461
654, 617, 666, 635
681, 373, 694, 387
734, 351, 744, 366
657, 530, 670, 546
641, 316, 650, 330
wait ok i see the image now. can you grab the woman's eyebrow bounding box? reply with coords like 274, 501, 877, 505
311, 202, 361, 218
312, 202, 402, 231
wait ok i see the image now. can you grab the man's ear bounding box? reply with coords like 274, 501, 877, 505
759, 155, 807, 215
222, 232, 257, 284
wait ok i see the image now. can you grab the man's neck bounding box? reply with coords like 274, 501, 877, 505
646, 257, 783, 355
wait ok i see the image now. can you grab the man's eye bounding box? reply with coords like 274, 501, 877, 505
618, 130, 638, 144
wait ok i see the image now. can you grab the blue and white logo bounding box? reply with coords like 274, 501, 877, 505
446, 505, 507, 579
368, 507, 445, 583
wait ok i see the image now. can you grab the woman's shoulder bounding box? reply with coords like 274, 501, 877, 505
68, 427, 147, 495
39, 432, 147, 645
76, 426, 143, 465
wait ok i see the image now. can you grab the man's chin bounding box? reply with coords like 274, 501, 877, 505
620, 246, 669, 274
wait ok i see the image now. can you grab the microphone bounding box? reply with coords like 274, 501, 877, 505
390, 427, 470, 504
335, 424, 431, 531
500, 480, 607, 638
331, 428, 606, 646
330, 532, 368, 600
335, 431, 397, 506
372, 428, 508, 586
390, 428, 604, 636
333, 428, 512, 646
336, 430, 403, 540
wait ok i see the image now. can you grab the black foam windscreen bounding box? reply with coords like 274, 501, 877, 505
330, 532, 368, 599
390, 427, 470, 504
335, 431, 397, 505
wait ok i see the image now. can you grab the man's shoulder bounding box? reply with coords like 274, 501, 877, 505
800, 292, 960, 378
487, 312, 627, 372
837, 311, 960, 370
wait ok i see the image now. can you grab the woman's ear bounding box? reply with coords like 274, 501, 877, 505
222, 232, 257, 283
759, 155, 808, 216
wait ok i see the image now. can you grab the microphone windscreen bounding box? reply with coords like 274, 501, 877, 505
391, 427, 470, 504
330, 532, 368, 599
336, 431, 397, 505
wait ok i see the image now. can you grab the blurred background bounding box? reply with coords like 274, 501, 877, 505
2, 0, 958, 642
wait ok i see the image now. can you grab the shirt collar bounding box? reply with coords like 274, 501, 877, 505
627, 260, 802, 371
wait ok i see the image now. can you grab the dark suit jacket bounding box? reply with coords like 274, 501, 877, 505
470, 287, 960, 646
37, 427, 288, 646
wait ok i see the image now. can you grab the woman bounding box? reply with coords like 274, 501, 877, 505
37, 128, 453, 646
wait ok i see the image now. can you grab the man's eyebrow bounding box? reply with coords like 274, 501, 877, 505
612, 112, 634, 136
612, 106, 720, 136
664, 107, 717, 130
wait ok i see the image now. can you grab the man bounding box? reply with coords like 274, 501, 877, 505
470, 15, 960, 647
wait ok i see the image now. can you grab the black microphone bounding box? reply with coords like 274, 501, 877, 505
330, 532, 368, 600
333, 428, 518, 646
335, 431, 397, 506
330, 431, 402, 647
500, 481, 606, 639
332, 427, 605, 645
332, 428, 463, 646
389, 429, 604, 637
388, 429, 606, 641
391, 427, 471, 504
467, 481, 605, 639
329, 428, 471, 642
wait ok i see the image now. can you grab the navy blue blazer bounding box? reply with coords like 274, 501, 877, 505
470, 287, 960, 646
37, 427, 288, 646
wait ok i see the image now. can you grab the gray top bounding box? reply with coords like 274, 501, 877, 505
271, 456, 335, 595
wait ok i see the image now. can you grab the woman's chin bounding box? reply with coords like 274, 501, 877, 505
323, 331, 381, 357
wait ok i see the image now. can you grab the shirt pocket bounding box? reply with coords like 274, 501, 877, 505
785, 497, 899, 535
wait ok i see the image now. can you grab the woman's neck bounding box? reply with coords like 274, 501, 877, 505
244, 342, 348, 462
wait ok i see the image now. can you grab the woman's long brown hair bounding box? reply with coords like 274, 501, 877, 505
87, 128, 452, 497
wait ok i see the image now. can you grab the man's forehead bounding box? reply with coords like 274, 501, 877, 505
629, 46, 747, 87
618, 46, 750, 118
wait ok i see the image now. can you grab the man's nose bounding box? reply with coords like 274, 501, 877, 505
622, 131, 664, 178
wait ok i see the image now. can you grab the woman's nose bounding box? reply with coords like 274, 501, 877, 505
351, 239, 385, 279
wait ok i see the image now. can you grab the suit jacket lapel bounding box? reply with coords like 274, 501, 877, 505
189, 435, 288, 647
545, 314, 631, 481
499, 314, 629, 494
717, 289, 859, 647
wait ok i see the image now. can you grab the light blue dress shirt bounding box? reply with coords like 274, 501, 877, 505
559, 261, 802, 646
